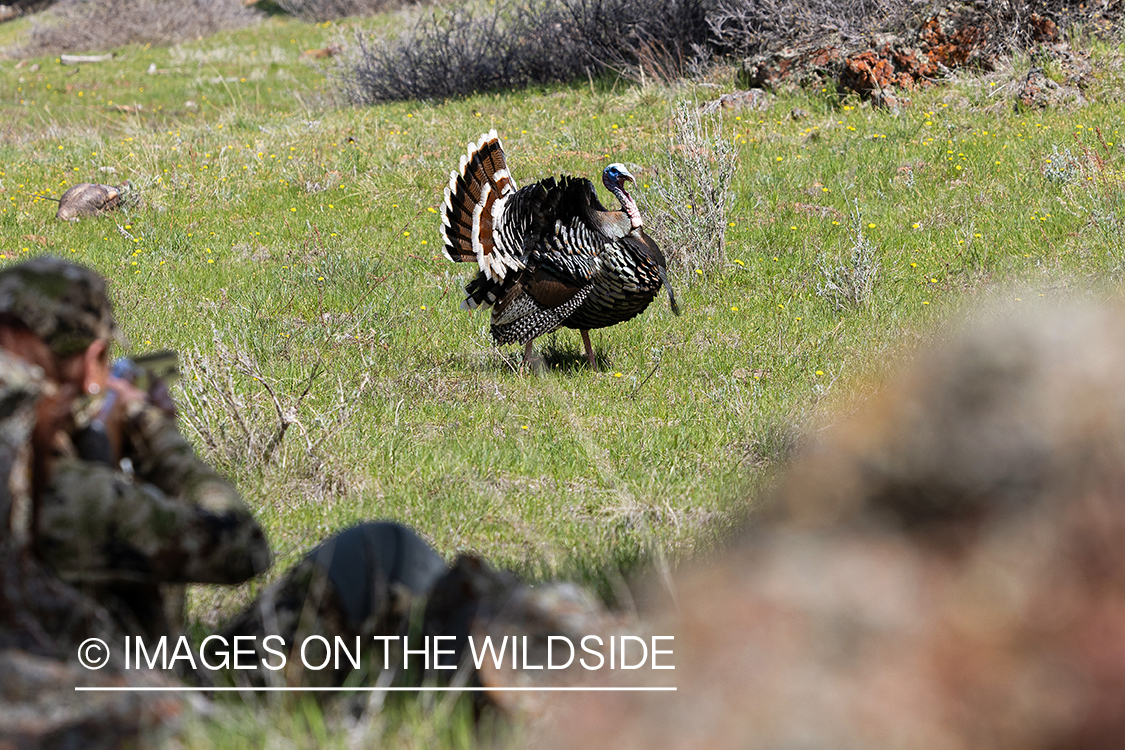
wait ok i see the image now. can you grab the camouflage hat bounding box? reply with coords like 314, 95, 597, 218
0, 256, 124, 357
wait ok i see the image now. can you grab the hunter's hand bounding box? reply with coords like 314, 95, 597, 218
102, 375, 148, 459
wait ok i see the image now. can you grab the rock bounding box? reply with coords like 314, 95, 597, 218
541, 300, 1125, 750
734, 6, 1095, 109
739, 45, 842, 93
701, 88, 772, 114
300, 45, 341, 60
1028, 13, 1060, 42
1015, 66, 1085, 110
59, 53, 114, 65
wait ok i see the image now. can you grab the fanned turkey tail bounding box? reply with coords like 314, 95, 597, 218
441, 130, 521, 281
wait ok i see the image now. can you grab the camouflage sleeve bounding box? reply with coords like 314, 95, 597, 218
36, 406, 271, 585
122, 402, 249, 519
0, 351, 45, 549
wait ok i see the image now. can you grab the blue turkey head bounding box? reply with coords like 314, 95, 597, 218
602, 163, 636, 192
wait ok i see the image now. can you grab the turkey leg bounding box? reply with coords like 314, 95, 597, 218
581, 329, 597, 370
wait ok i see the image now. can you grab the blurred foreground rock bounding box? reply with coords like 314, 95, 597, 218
543, 301, 1125, 749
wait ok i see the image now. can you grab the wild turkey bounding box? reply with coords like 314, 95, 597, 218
52, 182, 126, 221
441, 130, 679, 369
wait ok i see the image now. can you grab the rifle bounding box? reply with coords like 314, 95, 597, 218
74, 350, 180, 466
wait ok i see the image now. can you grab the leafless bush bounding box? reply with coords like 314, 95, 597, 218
708, 0, 923, 56
708, 0, 1120, 60
274, 0, 419, 22
567, 0, 712, 84
334, 0, 711, 103
816, 210, 880, 311
176, 329, 369, 502
16, 0, 260, 56
639, 101, 736, 275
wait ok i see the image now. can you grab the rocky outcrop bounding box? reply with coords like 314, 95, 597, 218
1016, 65, 1086, 109
737, 4, 1086, 108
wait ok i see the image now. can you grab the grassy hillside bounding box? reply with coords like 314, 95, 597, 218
2, 9, 1124, 746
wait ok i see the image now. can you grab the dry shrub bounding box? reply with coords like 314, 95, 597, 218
274, 0, 421, 22
709, 0, 1122, 59
1044, 134, 1125, 274
16, 0, 260, 56
176, 329, 368, 505
708, 0, 925, 56
639, 101, 736, 275
816, 207, 880, 310
334, 0, 711, 103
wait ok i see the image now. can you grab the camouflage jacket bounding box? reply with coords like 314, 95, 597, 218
0, 349, 40, 550
0, 349, 118, 658
1, 348, 271, 646
0, 351, 180, 745
36, 396, 272, 587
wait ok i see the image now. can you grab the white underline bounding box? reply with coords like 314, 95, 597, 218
75, 686, 676, 692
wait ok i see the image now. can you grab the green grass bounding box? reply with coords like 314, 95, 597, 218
2, 11, 1125, 746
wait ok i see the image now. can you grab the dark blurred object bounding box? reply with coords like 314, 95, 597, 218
543, 300, 1125, 750
0, 650, 183, 748
222, 521, 622, 710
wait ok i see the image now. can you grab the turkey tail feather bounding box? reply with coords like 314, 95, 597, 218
658, 266, 681, 316
441, 130, 520, 280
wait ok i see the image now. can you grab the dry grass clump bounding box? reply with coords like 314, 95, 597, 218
16, 0, 260, 56
334, 0, 711, 103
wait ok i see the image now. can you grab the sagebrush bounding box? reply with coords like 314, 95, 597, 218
816, 213, 880, 311
640, 101, 736, 275
275, 0, 422, 22
15, 0, 260, 56
334, 0, 711, 103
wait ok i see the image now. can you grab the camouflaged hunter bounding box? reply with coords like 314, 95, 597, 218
0, 257, 271, 640
1, 257, 270, 745
1, 258, 616, 738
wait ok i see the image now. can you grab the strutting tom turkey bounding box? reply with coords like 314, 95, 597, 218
441, 130, 680, 369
